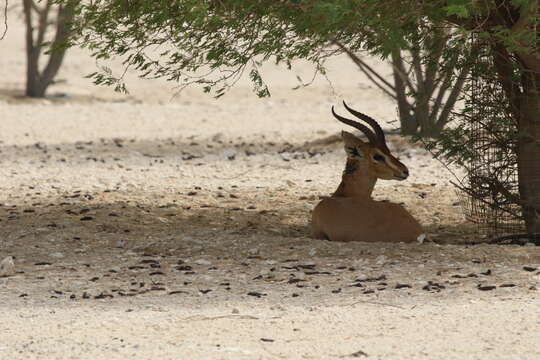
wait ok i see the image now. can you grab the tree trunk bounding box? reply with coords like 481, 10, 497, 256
23, 0, 73, 98
23, 0, 42, 97
517, 72, 540, 233
26, 66, 48, 97
391, 51, 418, 135
492, 40, 540, 233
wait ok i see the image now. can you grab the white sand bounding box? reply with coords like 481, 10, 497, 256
1, 16, 539, 360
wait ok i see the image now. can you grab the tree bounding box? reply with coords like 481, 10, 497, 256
22, 0, 75, 97
336, 27, 472, 138
64, 0, 539, 232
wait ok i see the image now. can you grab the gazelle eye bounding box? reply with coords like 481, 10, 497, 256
373, 153, 385, 162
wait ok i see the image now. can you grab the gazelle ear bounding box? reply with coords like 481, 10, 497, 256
341, 131, 365, 158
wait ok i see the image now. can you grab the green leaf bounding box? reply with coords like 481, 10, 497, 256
444, 4, 469, 18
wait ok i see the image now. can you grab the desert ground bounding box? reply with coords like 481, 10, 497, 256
1, 17, 539, 360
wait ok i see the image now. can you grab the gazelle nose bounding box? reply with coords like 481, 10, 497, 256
396, 170, 409, 180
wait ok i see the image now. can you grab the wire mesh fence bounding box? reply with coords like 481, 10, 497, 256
456, 37, 526, 239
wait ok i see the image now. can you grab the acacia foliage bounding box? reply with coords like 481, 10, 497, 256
54, 1, 537, 96
66, 0, 473, 96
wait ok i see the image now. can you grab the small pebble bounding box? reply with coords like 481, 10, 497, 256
35, 262, 52, 266
175, 265, 193, 271
499, 283, 516, 288
395, 283, 412, 289
248, 248, 259, 255
194, 259, 212, 265
477, 285, 496, 291
168, 290, 187, 295
0, 256, 15, 277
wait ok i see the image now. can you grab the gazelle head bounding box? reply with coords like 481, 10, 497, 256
332, 101, 409, 181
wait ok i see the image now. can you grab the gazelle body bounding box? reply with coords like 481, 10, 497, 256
311, 102, 423, 243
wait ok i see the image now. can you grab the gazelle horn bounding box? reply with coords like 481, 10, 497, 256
331, 106, 378, 145
342, 101, 388, 150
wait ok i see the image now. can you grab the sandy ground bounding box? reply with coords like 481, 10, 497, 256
1, 16, 539, 360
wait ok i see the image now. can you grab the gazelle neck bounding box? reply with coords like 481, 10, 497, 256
332, 159, 377, 198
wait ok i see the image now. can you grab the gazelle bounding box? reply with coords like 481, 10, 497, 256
311, 102, 424, 243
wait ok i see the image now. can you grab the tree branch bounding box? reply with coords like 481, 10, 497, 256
492, 41, 522, 120
427, 74, 452, 125
410, 43, 425, 91
434, 61, 469, 132
510, 1, 540, 74
333, 40, 397, 100
22, 0, 36, 61
40, 1, 75, 90
1, 0, 7, 40
392, 51, 417, 96
391, 49, 416, 133
424, 29, 448, 101
35, 0, 52, 59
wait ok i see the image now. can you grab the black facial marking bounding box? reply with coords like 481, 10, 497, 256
346, 147, 360, 158
344, 160, 358, 175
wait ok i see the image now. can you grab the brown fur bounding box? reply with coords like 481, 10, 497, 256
311, 130, 423, 243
